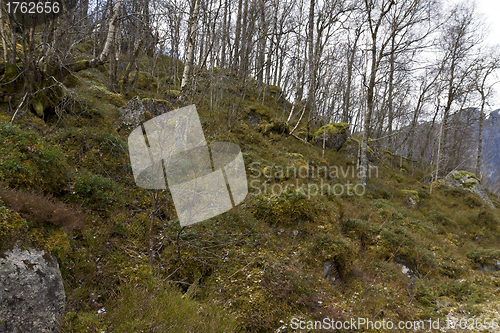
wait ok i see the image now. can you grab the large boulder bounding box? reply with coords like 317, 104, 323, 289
442, 170, 495, 209
119, 96, 146, 129
142, 98, 171, 117
0, 246, 65, 333
313, 123, 350, 151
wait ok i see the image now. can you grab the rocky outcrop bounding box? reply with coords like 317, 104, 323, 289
0, 246, 65, 333
142, 98, 171, 117
245, 110, 263, 127
119, 97, 146, 129
442, 170, 495, 209
313, 123, 350, 151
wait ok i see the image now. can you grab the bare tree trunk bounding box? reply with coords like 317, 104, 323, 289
290, 103, 307, 135
121, 40, 144, 88
343, 27, 361, 124
7, 14, 16, 65
360, 27, 378, 186
386, 31, 396, 149
0, 0, 8, 63
264, 0, 278, 100
181, 0, 201, 92
239, 0, 250, 76
257, 0, 266, 97
93, 0, 121, 66
476, 93, 485, 178
232, 0, 244, 71
220, 0, 229, 68
306, 0, 315, 113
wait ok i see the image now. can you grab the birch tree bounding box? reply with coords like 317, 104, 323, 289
181, 0, 202, 93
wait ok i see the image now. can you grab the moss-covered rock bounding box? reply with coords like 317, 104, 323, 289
313, 123, 350, 151
257, 120, 289, 135
442, 170, 494, 208
400, 190, 419, 207
89, 83, 126, 107
142, 98, 172, 116
119, 96, 146, 129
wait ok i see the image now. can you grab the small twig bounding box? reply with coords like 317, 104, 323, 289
228, 261, 252, 279
10, 92, 28, 124
176, 226, 186, 264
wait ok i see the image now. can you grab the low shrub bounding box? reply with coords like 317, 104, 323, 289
73, 172, 124, 210
341, 218, 379, 248
105, 278, 238, 332
0, 123, 69, 193
466, 249, 500, 266
310, 234, 355, 277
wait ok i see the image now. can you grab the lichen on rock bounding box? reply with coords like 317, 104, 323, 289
442, 170, 495, 208
119, 96, 146, 129
0, 246, 65, 333
313, 123, 350, 151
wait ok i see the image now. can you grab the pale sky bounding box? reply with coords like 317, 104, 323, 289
445, 0, 500, 111
469, 0, 500, 111
474, 0, 500, 48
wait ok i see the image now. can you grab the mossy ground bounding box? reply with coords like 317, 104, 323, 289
0, 50, 499, 332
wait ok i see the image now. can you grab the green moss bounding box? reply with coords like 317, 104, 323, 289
247, 103, 274, 121
309, 234, 355, 277
463, 181, 476, 189
0, 124, 69, 193
136, 71, 158, 89
72, 171, 124, 211
89, 83, 126, 107
466, 249, 500, 266
314, 122, 349, 138
257, 120, 289, 135
453, 170, 480, 181
285, 153, 304, 159
63, 74, 80, 88
70, 60, 90, 72
3, 63, 19, 82
165, 90, 180, 99
268, 85, 282, 94
0, 204, 28, 254
400, 190, 419, 200
32, 98, 44, 117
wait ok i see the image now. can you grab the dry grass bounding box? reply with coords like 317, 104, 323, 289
0, 186, 86, 230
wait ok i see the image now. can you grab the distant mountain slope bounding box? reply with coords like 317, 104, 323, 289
483, 110, 500, 194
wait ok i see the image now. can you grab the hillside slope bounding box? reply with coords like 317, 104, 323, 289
1, 55, 500, 333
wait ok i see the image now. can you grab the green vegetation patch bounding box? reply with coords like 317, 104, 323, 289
0, 123, 69, 193
103, 278, 238, 332
72, 172, 124, 211
467, 249, 500, 266
0, 204, 29, 254
453, 170, 480, 181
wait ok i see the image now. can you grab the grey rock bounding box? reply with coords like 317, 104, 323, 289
322, 261, 333, 279
143, 99, 171, 117
480, 260, 500, 272
314, 123, 350, 151
0, 246, 65, 333
119, 97, 146, 128
245, 110, 262, 127
442, 171, 495, 209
